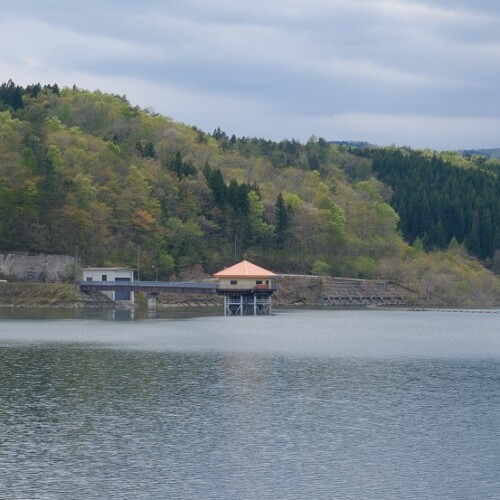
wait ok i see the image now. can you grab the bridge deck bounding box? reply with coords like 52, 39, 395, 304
79, 280, 219, 295
80, 281, 278, 296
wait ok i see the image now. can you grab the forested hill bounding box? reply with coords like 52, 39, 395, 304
357, 148, 500, 260
0, 81, 499, 304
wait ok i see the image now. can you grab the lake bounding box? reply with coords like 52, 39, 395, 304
0, 308, 499, 499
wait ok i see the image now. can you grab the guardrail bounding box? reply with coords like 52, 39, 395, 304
217, 284, 278, 292
79, 280, 219, 295
80, 280, 217, 287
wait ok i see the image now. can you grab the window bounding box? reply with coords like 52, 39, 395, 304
86, 277, 92, 282
102, 275, 107, 281
256, 280, 262, 285
230, 280, 238, 285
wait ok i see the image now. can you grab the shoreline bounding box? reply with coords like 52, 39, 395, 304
0, 279, 498, 310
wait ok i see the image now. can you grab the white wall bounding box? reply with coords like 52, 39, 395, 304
82, 268, 134, 302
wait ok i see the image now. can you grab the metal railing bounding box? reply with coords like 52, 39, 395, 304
79, 280, 278, 294
80, 280, 217, 288
217, 284, 278, 291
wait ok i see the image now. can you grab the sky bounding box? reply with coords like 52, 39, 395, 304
2, 0, 500, 150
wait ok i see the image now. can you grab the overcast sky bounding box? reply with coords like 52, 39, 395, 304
2, 0, 500, 150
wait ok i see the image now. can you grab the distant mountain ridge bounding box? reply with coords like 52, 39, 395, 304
460, 148, 500, 159
332, 143, 500, 159
328, 140, 374, 149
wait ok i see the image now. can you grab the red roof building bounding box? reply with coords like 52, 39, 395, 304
213, 261, 277, 315
213, 260, 276, 279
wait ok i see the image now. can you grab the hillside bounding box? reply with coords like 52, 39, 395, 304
0, 81, 499, 306
355, 148, 500, 260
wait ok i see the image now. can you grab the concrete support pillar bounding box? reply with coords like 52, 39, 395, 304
147, 293, 157, 310
254, 294, 257, 315
240, 295, 243, 316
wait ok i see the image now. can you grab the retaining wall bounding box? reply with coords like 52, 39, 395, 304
0, 252, 75, 282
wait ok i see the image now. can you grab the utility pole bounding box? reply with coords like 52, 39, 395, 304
74, 245, 78, 284
137, 245, 140, 281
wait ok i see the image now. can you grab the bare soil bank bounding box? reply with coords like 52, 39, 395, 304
0, 283, 113, 308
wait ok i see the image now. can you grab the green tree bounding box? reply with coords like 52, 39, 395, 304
275, 192, 290, 248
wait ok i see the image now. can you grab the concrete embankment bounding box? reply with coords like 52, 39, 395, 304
273, 275, 412, 307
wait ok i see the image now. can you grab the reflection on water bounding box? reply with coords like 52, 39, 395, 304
0, 306, 223, 321
0, 309, 499, 499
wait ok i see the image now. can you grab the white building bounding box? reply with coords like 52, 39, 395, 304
81, 268, 134, 302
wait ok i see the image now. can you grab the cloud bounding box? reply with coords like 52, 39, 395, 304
0, 18, 161, 69
2, 0, 500, 149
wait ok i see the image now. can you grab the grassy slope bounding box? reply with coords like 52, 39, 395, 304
0, 283, 112, 307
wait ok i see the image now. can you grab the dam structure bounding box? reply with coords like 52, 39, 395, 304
79, 260, 278, 315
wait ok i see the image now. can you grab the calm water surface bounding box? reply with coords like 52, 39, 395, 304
0, 309, 499, 499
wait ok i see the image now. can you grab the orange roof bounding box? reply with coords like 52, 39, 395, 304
213, 260, 276, 278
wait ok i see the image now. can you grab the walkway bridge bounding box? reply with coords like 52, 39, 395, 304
79, 280, 219, 295
79, 280, 278, 314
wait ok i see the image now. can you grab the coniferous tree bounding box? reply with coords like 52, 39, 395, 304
275, 192, 289, 248
203, 165, 227, 207
366, 147, 499, 259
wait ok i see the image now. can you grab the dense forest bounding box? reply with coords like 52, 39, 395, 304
359, 148, 500, 260
0, 80, 499, 305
